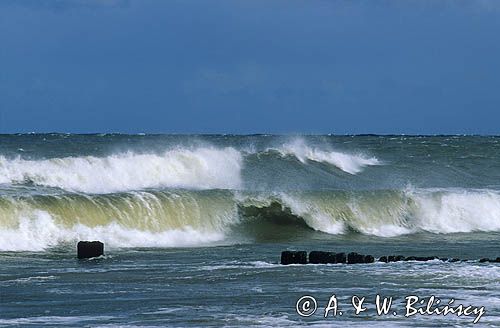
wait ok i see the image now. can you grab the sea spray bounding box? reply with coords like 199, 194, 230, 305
271, 139, 380, 174
2, 189, 500, 251
0, 147, 243, 193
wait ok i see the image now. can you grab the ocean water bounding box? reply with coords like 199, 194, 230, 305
0, 134, 499, 327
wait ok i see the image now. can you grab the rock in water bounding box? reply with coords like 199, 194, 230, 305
281, 251, 307, 265
77, 241, 104, 259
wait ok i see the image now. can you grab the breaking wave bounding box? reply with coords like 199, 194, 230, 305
1, 188, 500, 251
0, 147, 243, 193
269, 139, 380, 174
0, 142, 380, 194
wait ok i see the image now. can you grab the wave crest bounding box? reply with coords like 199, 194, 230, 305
271, 139, 380, 174
1, 188, 500, 251
0, 147, 243, 193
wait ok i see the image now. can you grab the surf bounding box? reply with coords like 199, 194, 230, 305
0, 147, 243, 193
269, 139, 380, 174
2, 188, 500, 251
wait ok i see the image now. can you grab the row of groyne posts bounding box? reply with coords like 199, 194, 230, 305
76, 241, 500, 264
281, 250, 500, 265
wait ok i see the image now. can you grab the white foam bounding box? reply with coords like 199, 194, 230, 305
0, 211, 226, 251
278, 193, 347, 234
273, 139, 380, 174
411, 188, 500, 233
4, 275, 58, 284
355, 224, 413, 237
198, 261, 279, 271
0, 147, 242, 193
275, 189, 500, 237
3, 188, 500, 251
0, 316, 115, 325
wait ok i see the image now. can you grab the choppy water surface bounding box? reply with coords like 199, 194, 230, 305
1, 134, 499, 326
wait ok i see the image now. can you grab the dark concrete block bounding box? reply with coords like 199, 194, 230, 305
77, 241, 104, 259
379, 256, 388, 263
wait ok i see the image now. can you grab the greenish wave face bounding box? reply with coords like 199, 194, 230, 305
1, 134, 500, 251
2, 188, 500, 251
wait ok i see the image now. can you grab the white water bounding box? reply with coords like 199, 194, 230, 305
0, 211, 226, 251
0, 147, 243, 193
272, 139, 380, 174
0, 140, 380, 195
271, 188, 500, 237
1, 189, 500, 251
410, 188, 500, 233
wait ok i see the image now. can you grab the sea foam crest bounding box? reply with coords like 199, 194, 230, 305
276, 188, 500, 237
410, 188, 500, 233
0, 211, 226, 251
2, 188, 500, 251
273, 139, 380, 174
0, 147, 242, 193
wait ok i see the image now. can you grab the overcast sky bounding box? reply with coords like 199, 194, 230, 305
1, 0, 499, 134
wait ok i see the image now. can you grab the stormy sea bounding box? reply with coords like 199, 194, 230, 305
1, 134, 499, 327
